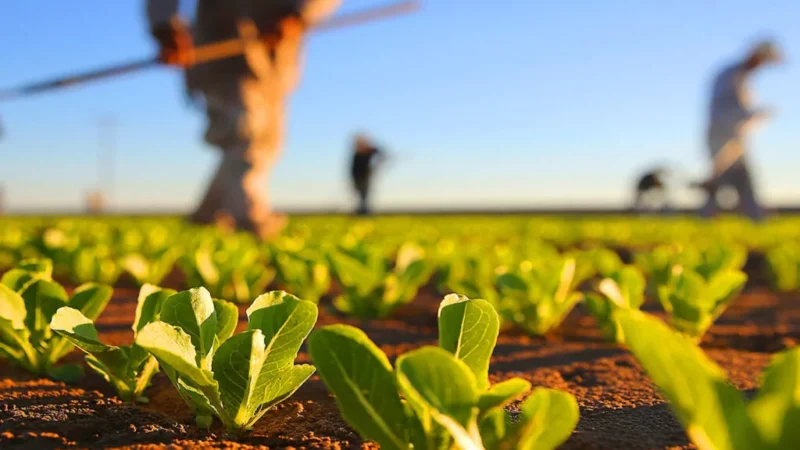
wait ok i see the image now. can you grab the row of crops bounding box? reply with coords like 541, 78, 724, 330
1, 215, 800, 449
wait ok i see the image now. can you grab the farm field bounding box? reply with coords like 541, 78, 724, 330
0, 215, 799, 449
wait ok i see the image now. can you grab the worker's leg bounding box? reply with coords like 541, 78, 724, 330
633, 189, 645, 212
354, 178, 370, 215
731, 161, 765, 221
189, 164, 224, 224
699, 184, 720, 218
210, 77, 284, 237
189, 82, 243, 224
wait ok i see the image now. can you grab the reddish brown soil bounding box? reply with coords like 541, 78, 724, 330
1, 279, 799, 449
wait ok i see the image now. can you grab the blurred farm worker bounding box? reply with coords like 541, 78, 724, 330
350, 133, 387, 215
633, 167, 671, 213
146, 0, 341, 238
698, 40, 783, 221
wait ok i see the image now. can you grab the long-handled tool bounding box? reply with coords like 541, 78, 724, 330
0, 1, 419, 104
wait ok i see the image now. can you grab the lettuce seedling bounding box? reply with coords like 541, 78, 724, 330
273, 249, 330, 303
765, 246, 800, 292
72, 245, 122, 285
657, 266, 746, 340
0, 258, 112, 381
495, 258, 584, 335
121, 247, 180, 286
309, 294, 579, 450
692, 243, 748, 281
585, 265, 646, 343
181, 246, 275, 304
135, 288, 316, 434
565, 247, 623, 282
50, 284, 187, 402
328, 243, 432, 318
618, 309, 800, 450
635, 243, 746, 297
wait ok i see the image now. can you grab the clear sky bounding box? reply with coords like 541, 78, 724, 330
1, 0, 798, 212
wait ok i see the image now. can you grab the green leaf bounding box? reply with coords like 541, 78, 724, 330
50, 307, 112, 353
47, 363, 83, 383
748, 347, 800, 447
308, 325, 408, 450
477, 378, 532, 448
438, 294, 499, 390
257, 363, 314, 410
247, 291, 317, 417
1, 269, 37, 292
213, 298, 238, 343
17, 259, 53, 278
616, 310, 761, 450
707, 270, 747, 315
246, 291, 317, 374
159, 288, 217, 366
135, 321, 216, 389
20, 278, 68, 340
211, 329, 266, 432
121, 254, 150, 284
600, 266, 646, 310
175, 376, 217, 426
68, 283, 113, 321
329, 250, 382, 295
511, 387, 580, 450
133, 284, 176, 334
0, 284, 27, 330
496, 272, 528, 293
478, 377, 531, 414
396, 346, 480, 449
50, 307, 131, 389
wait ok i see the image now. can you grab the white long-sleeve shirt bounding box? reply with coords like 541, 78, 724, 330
707, 62, 770, 159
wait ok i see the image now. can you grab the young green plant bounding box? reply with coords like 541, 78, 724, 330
584, 265, 646, 343
135, 288, 316, 434
121, 247, 180, 286
328, 243, 432, 318
765, 246, 800, 292
50, 284, 187, 402
309, 294, 579, 450
657, 266, 746, 340
618, 309, 800, 450
181, 246, 275, 304
273, 248, 331, 303
495, 257, 584, 335
0, 258, 113, 381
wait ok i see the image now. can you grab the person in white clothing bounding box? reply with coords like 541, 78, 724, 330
698, 40, 783, 221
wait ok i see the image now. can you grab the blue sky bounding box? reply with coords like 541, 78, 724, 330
1, 1, 798, 212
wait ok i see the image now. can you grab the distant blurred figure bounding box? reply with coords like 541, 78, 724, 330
698, 40, 783, 221
350, 134, 387, 215
86, 191, 106, 214
146, 0, 341, 238
633, 167, 670, 212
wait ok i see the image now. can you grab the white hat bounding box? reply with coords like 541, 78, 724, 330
751, 40, 783, 63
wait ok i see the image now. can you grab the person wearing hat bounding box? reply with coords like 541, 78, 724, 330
698, 40, 783, 221
146, 0, 341, 238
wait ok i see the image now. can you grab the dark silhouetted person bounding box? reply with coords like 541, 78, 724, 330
698, 40, 782, 221
633, 167, 670, 212
350, 134, 386, 215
